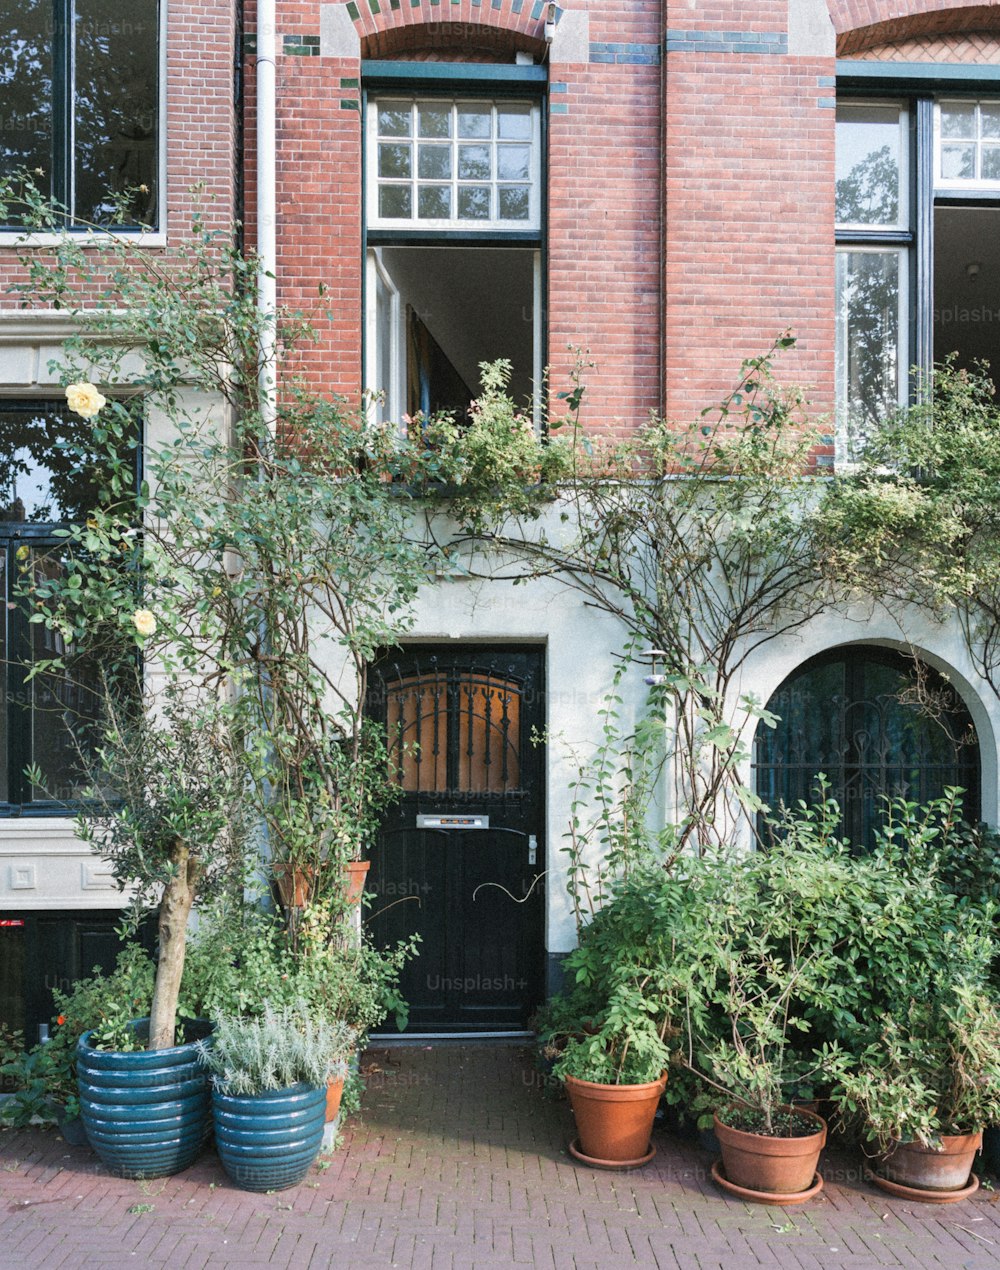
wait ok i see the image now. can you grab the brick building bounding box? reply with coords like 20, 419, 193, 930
2, 0, 1000, 1038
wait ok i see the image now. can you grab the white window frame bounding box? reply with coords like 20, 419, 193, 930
366, 96, 542, 233
834, 243, 909, 467
0, 0, 167, 245
935, 98, 1000, 191
835, 102, 910, 233
363, 246, 544, 434
365, 248, 403, 426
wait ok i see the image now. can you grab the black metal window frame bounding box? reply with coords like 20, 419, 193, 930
836, 66, 1000, 412
753, 645, 981, 849
0, 397, 142, 815
1, 0, 161, 230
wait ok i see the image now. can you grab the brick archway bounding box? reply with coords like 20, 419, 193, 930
346, 0, 548, 61
829, 0, 1000, 55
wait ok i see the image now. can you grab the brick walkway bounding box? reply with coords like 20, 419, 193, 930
2, 1043, 1000, 1269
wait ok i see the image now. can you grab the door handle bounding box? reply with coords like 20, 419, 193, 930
528, 834, 537, 866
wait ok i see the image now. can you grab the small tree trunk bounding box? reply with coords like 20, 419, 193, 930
148, 842, 197, 1050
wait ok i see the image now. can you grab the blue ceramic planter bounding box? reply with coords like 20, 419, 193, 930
212, 1082, 326, 1192
77, 1018, 213, 1179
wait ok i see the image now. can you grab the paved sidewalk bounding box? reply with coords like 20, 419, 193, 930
2, 1043, 1000, 1269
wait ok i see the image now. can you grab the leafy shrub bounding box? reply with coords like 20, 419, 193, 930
197, 1003, 356, 1096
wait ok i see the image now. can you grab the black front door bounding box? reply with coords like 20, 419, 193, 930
368, 647, 545, 1033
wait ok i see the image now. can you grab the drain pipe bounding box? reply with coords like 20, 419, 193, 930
256, 0, 277, 433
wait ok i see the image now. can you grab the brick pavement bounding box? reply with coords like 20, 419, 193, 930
2, 1043, 1000, 1269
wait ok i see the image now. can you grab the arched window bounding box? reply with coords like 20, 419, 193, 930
753, 648, 980, 848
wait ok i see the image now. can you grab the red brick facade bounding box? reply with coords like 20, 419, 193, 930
5, 0, 1000, 435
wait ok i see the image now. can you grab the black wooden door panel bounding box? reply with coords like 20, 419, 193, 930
369, 648, 544, 1032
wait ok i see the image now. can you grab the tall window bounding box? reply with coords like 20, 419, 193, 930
0, 0, 159, 227
835, 91, 1000, 463
0, 402, 137, 810
364, 75, 544, 431
754, 648, 980, 849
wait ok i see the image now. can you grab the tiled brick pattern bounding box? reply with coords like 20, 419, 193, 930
831, 1, 1000, 57
852, 31, 1000, 59
3, 1044, 1000, 1269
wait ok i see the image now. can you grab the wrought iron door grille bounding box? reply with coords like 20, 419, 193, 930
384, 661, 525, 796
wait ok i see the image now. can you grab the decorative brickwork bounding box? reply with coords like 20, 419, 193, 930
829, 1, 1000, 56
852, 31, 1000, 59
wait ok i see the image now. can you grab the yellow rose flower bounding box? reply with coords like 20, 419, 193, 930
132, 609, 157, 638
65, 382, 107, 419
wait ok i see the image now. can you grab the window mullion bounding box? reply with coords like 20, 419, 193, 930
51, 0, 73, 220
914, 97, 935, 394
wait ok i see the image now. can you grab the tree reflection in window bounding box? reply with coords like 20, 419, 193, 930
1, 402, 138, 808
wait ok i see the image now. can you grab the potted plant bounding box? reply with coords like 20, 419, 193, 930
196, 1002, 354, 1192
836, 986, 1000, 1202
63, 684, 251, 1179
553, 1001, 671, 1169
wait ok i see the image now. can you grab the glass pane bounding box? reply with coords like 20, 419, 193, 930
417, 105, 451, 139
0, 551, 7, 802
378, 185, 411, 219
940, 142, 975, 181
457, 186, 490, 220
497, 145, 530, 181
757, 652, 979, 850
74, 0, 158, 226
375, 271, 392, 426
836, 103, 904, 226
378, 102, 412, 137
28, 547, 102, 803
982, 145, 1000, 182
417, 144, 451, 180
836, 250, 902, 459
458, 144, 490, 180
940, 102, 977, 140
0, 404, 134, 524
456, 676, 521, 794
982, 104, 1000, 140
458, 107, 490, 139
417, 185, 451, 219
386, 673, 448, 793
0, 0, 53, 209
497, 106, 531, 140
498, 185, 530, 220
378, 142, 411, 179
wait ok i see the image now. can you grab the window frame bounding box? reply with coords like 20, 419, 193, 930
835, 66, 1000, 463
361, 61, 548, 432
366, 96, 543, 234
0, 0, 166, 239
0, 397, 142, 816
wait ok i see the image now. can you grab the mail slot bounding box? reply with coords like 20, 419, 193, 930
416, 814, 490, 830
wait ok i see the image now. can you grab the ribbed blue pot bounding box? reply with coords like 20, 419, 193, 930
77, 1018, 213, 1179
212, 1083, 326, 1192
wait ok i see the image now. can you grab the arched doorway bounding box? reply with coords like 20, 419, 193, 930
753, 647, 980, 847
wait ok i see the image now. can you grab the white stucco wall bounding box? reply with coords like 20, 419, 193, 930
0, 315, 226, 911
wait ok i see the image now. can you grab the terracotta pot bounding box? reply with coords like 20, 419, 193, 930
274, 864, 315, 908
343, 859, 370, 905
325, 1076, 345, 1124
564, 1072, 666, 1165
877, 1131, 982, 1192
714, 1105, 827, 1196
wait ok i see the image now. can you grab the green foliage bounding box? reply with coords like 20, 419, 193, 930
183, 901, 417, 1037
196, 1003, 355, 1096
448, 338, 834, 853
420, 358, 570, 533
543, 793, 1000, 1138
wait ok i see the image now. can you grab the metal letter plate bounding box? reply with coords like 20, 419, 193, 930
416, 814, 490, 830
